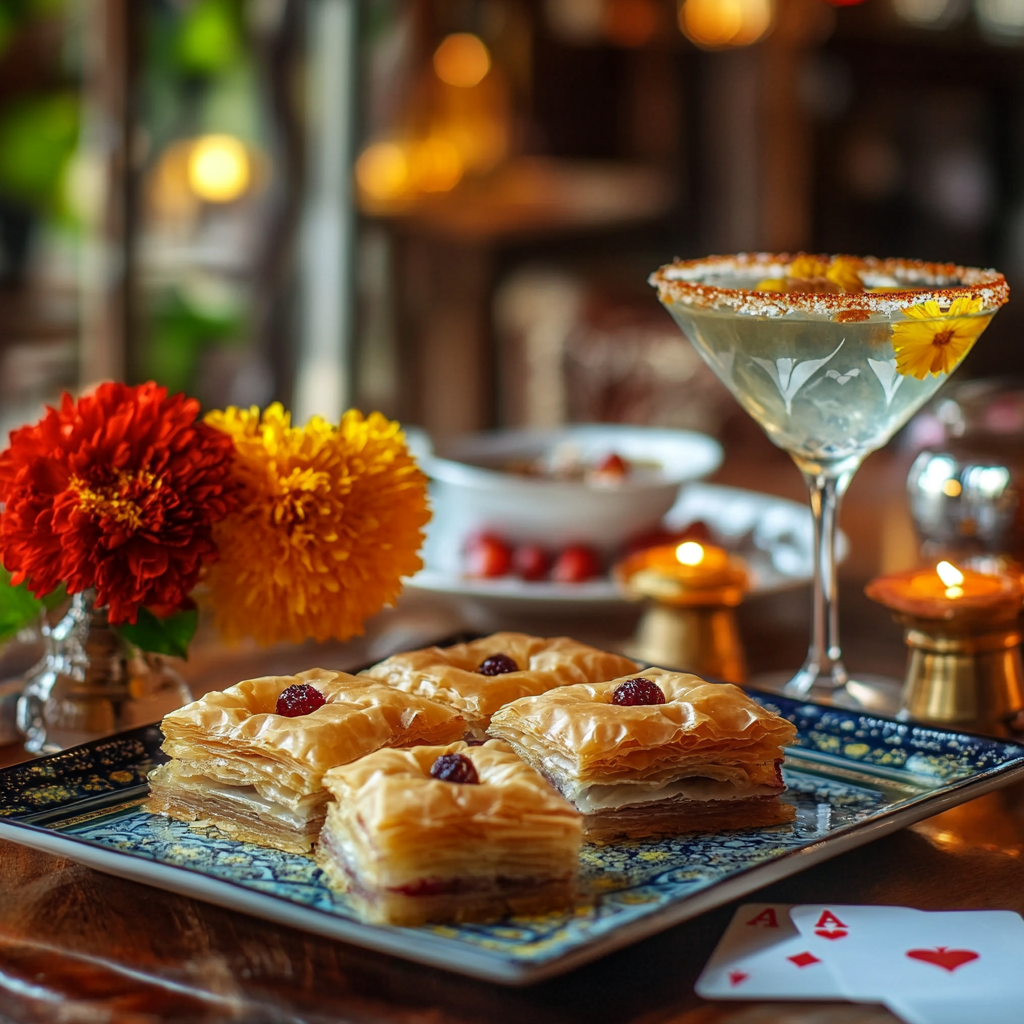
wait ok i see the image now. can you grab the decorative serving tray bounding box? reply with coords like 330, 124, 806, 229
0, 693, 1022, 985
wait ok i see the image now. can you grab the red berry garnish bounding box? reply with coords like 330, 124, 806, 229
465, 534, 513, 578
611, 677, 666, 707
477, 653, 519, 676
595, 452, 629, 476
276, 683, 327, 717
514, 544, 550, 581
551, 544, 601, 583
430, 753, 480, 784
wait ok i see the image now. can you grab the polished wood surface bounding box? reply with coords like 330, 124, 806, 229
0, 445, 1016, 1024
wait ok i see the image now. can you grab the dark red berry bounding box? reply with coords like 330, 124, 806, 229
276, 683, 327, 717
430, 753, 480, 784
551, 544, 602, 583
465, 534, 513, 578
611, 677, 666, 707
477, 653, 519, 676
514, 543, 550, 581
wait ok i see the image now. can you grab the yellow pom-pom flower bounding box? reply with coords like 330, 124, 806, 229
891, 297, 991, 380
203, 404, 430, 645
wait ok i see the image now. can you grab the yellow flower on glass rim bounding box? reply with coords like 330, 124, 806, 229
891, 297, 991, 380
825, 257, 864, 293
203, 404, 430, 645
788, 255, 829, 280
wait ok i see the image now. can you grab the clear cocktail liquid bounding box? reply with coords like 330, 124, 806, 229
665, 304, 962, 471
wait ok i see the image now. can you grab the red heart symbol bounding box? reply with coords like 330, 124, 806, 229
906, 947, 979, 973
815, 929, 848, 940
728, 971, 749, 986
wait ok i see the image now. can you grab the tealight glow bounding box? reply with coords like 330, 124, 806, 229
676, 541, 705, 566
936, 560, 965, 599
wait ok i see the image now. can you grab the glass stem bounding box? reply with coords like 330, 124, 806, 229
786, 462, 857, 697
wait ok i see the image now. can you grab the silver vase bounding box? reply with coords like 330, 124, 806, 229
16, 592, 193, 755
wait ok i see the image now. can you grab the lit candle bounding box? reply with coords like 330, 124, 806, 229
866, 561, 1022, 622
616, 541, 748, 606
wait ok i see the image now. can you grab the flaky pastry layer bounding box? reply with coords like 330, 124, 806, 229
487, 667, 797, 787
317, 740, 582, 922
158, 669, 465, 798
147, 761, 326, 855
583, 794, 796, 843
360, 633, 637, 733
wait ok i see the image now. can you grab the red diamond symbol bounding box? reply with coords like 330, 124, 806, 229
788, 951, 822, 968
728, 971, 749, 986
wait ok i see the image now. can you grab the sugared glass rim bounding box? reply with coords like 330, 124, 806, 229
649, 253, 1009, 318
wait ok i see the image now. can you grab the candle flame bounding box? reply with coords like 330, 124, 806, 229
676, 541, 705, 566
936, 561, 964, 587
936, 560, 965, 599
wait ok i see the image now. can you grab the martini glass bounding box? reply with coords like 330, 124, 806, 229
650, 254, 1009, 711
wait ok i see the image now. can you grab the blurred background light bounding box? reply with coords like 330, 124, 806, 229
433, 33, 491, 88
892, 0, 967, 28
409, 136, 464, 193
356, 141, 410, 201
975, 0, 1024, 40
678, 0, 774, 48
186, 134, 250, 203
604, 0, 661, 46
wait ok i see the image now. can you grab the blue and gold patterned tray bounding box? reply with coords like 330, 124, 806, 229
0, 693, 1022, 984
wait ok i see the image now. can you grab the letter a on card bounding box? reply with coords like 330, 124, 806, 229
746, 908, 780, 929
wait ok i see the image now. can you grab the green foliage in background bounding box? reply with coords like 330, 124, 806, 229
144, 284, 245, 394
0, 92, 78, 213
174, 0, 244, 77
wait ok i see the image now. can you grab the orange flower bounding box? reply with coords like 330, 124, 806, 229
0, 383, 238, 623
204, 405, 430, 645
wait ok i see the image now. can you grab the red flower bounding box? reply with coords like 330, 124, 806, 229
0, 382, 239, 624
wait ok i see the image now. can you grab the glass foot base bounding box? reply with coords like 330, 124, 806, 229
752, 670, 905, 717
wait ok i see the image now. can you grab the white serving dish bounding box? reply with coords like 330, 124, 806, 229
417, 424, 722, 574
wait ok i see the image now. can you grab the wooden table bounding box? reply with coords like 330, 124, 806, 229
0, 575, 1021, 1024
0, 434, 1013, 1023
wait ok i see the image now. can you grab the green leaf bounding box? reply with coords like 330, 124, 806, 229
0, 569, 44, 644
115, 607, 198, 659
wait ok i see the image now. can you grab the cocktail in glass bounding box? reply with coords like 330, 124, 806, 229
650, 254, 1009, 709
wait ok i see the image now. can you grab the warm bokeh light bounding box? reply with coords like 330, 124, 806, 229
678, 0, 773, 48
676, 541, 705, 566
942, 478, 962, 497
604, 0, 660, 46
433, 33, 491, 88
937, 560, 965, 598
187, 134, 250, 203
409, 137, 464, 193
355, 141, 409, 201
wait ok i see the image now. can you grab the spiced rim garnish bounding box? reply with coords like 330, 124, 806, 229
649, 253, 1009, 318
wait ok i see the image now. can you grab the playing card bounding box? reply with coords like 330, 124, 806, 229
695, 903, 845, 999
790, 905, 1024, 1003
887, 993, 1024, 1024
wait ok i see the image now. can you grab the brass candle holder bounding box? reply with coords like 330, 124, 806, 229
616, 541, 749, 683
865, 562, 1024, 737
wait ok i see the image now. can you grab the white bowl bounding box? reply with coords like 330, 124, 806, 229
416, 424, 723, 574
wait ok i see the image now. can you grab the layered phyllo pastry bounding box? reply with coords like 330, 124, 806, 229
148, 669, 464, 854
488, 668, 797, 842
316, 739, 583, 925
361, 632, 638, 738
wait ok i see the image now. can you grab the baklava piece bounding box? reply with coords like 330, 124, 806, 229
361, 632, 637, 737
316, 739, 583, 925
147, 669, 464, 854
488, 668, 797, 842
